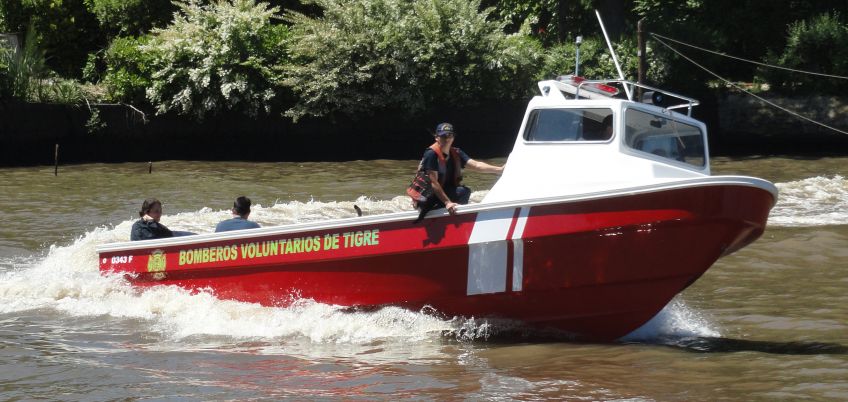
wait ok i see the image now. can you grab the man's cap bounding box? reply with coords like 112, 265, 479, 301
435, 122, 455, 137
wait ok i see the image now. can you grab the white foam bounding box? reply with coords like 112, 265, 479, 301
769, 175, 848, 227
619, 298, 720, 343
0, 197, 491, 345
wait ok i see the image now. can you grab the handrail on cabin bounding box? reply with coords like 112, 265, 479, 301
575, 79, 699, 116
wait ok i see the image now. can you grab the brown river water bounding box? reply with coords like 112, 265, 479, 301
1, 156, 846, 400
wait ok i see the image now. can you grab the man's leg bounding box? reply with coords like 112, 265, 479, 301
452, 186, 471, 204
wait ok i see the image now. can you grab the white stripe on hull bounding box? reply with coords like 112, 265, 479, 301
466, 209, 515, 295
511, 207, 530, 292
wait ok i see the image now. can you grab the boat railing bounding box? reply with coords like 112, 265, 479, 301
575, 79, 700, 116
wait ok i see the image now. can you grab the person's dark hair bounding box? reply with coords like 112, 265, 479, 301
139, 198, 162, 217
233, 196, 251, 216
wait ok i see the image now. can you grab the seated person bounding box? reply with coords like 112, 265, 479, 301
131, 198, 174, 241
215, 196, 261, 232
414, 123, 504, 216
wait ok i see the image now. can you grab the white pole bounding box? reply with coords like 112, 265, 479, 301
595, 10, 633, 100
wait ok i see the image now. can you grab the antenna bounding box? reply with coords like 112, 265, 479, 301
575, 35, 583, 76
595, 10, 633, 100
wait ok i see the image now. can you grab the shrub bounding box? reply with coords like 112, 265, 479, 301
758, 12, 848, 95
38, 76, 86, 104
0, 26, 48, 101
102, 35, 154, 105
143, 0, 288, 119
283, 0, 542, 120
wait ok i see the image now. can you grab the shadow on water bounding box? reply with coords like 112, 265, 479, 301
651, 336, 848, 355
438, 326, 848, 356
333, 308, 848, 355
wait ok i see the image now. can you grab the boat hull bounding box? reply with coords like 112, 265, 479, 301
98, 182, 774, 341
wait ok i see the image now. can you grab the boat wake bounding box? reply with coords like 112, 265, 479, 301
619, 300, 720, 343
1, 194, 720, 346
770, 175, 848, 227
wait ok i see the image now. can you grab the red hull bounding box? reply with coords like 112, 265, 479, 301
98, 184, 774, 340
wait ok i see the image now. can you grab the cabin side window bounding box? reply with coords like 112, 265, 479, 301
624, 108, 706, 167
523, 108, 614, 142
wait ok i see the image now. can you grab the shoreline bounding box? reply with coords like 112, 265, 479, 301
2, 94, 847, 167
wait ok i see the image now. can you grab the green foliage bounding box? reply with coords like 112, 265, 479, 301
144, 0, 289, 119
83, 0, 175, 37
284, 0, 541, 121
0, 25, 87, 103
487, 0, 559, 39
39, 76, 86, 104
486, 0, 634, 45
758, 12, 848, 95
0, 48, 10, 97
0, 0, 26, 33
2, 0, 104, 78
0, 26, 47, 100
102, 35, 154, 104
86, 107, 107, 134
537, 36, 667, 84
82, 51, 102, 83
633, 0, 848, 90
0, 1, 20, 31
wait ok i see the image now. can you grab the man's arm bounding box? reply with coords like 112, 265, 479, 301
466, 159, 504, 174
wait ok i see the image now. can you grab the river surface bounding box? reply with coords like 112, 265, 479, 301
1, 156, 847, 401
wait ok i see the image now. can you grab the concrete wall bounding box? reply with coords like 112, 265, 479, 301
2, 92, 847, 166
0, 101, 526, 166
713, 93, 848, 155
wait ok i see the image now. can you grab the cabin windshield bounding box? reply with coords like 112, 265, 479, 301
623, 108, 706, 168
523, 108, 614, 142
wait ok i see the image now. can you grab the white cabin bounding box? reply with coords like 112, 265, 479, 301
483, 77, 711, 203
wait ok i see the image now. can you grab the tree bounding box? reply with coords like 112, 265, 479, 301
283, 0, 541, 120
1, 0, 103, 78
537, 35, 667, 84
758, 12, 848, 95
634, 0, 848, 87
101, 35, 155, 105
83, 0, 176, 38
482, 0, 635, 45
0, 26, 48, 100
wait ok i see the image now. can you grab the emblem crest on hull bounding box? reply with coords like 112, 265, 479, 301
147, 249, 167, 280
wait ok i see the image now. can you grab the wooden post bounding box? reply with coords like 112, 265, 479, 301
637, 18, 647, 100
54, 144, 59, 176
148, 161, 153, 174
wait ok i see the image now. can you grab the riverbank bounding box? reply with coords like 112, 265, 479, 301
0, 100, 525, 166
2, 92, 847, 166
715, 92, 848, 155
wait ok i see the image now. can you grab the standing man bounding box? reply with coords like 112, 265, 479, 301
416, 122, 504, 215
215, 196, 261, 232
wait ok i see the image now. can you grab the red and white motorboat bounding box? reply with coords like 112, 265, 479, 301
96, 76, 777, 341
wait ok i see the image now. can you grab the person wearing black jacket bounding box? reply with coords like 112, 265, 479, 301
130, 198, 174, 241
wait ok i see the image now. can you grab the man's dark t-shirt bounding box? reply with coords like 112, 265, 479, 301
420, 147, 470, 193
